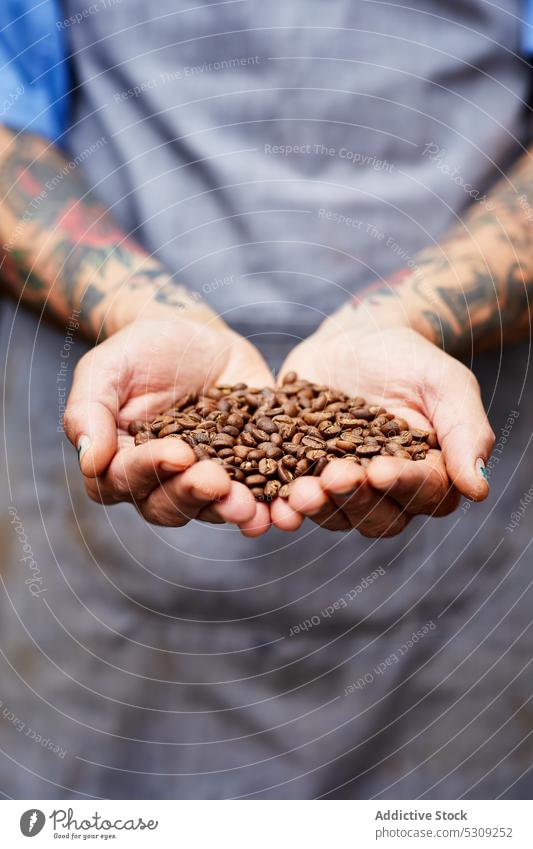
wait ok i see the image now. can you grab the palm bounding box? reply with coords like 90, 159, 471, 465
280, 326, 437, 433
99, 319, 273, 433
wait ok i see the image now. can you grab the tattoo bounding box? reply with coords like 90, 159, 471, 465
0, 132, 181, 336
351, 157, 533, 355
352, 268, 412, 306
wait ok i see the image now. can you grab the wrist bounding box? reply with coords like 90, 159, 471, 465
320, 261, 451, 348
95, 269, 228, 338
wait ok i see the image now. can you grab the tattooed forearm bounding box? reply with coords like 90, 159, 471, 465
0, 128, 214, 338
349, 144, 533, 356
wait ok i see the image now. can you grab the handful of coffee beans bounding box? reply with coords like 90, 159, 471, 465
131, 373, 435, 501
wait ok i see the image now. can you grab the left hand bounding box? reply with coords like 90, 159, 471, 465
270, 320, 494, 536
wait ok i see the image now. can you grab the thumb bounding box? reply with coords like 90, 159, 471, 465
425, 360, 495, 501
64, 351, 121, 477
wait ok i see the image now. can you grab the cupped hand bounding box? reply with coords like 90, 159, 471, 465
64, 317, 274, 534
271, 324, 494, 536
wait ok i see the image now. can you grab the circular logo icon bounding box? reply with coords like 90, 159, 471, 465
20, 809, 46, 837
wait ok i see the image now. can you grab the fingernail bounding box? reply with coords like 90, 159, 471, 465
475, 457, 489, 484
77, 435, 91, 465
161, 461, 187, 474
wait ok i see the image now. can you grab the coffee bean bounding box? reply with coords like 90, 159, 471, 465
139, 376, 434, 500
240, 460, 259, 474
255, 416, 277, 434
128, 419, 149, 436
295, 458, 310, 476
158, 422, 183, 438
241, 432, 257, 447
301, 435, 326, 450
134, 430, 156, 445
318, 420, 341, 436
264, 479, 281, 500
278, 463, 294, 484
246, 474, 267, 487
227, 412, 244, 429
356, 444, 382, 457
259, 458, 278, 476
150, 415, 176, 434
305, 448, 326, 461
314, 456, 329, 476
250, 486, 266, 500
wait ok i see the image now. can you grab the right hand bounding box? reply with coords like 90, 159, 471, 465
271, 321, 494, 536
64, 317, 274, 535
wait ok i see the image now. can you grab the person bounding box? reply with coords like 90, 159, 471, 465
0, 0, 531, 799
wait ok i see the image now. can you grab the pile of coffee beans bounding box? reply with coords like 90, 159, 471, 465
131, 373, 435, 501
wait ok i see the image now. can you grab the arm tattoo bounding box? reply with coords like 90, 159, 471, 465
350, 150, 533, 355
0, 131, 195, 337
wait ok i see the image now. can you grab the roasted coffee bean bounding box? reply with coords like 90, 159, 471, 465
259, 458, 278, 476
348, 407, 374, 421
282, 442, 299, 455
283, 371, 297, 384
227, 412, 244, 429
391, 431, 413, 446
410, 427, 429, 441
264, 479, 281, 500
240, 460, 259, 474
278, 463, 294, 484
302, 435, 326, 450
314, 456, 329, 476
246, 474, 267, 487
217, 448, 235, 459
255, 416, 277, 434
295, 458, 310, 476
326, 439, 345, 455
211, 433, 236, 449
240, 432, 257, 447
128, 419, 149, 436
134, 430, 156, 445
261, 442, 283, 460
305, 448, 326, 461
222, 425, 240, 438
336, 439, 359, 452
140, 376, 434, 500
282, 454, 298, 469
250, 487, 266, 500
356, 443, 382, 457
158, 422, 183, 438
318, 420, 341, 436
193, 446, 210, 461
150, 415, 176, 434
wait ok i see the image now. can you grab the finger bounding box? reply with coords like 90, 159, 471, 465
270, 494, 306, 531
366, 450, 460, 516
320, 459, 409, 537
64, 398, 117, 478
287, 477, 351, 531
425, 360, 495, 502
89, 438, 197, 504
196, 481, 257, 525
239, 502, 272, 537
139, 460, 231, 526
64, 355, 123, 477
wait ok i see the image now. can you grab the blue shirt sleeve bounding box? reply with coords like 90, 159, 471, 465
523, 0, 533, 55
0, 0, 68, 142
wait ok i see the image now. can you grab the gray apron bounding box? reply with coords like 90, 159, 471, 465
1, 0, 533, 798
